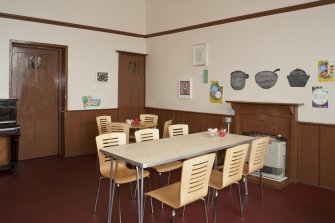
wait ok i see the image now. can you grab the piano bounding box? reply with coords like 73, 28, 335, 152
0, 99, 20, 172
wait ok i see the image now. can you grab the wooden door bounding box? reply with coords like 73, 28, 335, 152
10, 45, 61, 160
118, 52, 146, 121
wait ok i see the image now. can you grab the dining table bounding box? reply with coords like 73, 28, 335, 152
129, 121, 157, 129
100, 131, 255, 223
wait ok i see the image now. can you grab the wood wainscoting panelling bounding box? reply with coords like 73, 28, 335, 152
320, 125, 335, 190
297, 123, 320, 186
298, 122, 335, 191
62, 109, 118, 157
145, 107, 231, 136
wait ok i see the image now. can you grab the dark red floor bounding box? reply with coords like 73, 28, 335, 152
0, 154, 334, 223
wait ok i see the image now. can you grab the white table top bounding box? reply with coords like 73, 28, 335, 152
100, 132, 255, 168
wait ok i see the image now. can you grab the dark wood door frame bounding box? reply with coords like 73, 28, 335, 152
9, 40, 68, 156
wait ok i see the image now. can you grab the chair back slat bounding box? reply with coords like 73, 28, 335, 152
135, 128, 159, 142
95, 133, 127, 177
140, 114, 158, 124
169, 124, 189, 137
96, 115, 111, 135
180, 153, 215, 206
106, 122, 130, 144
162, 120, 173, 138
247, 136, 270, 173
221, 144, 249, 188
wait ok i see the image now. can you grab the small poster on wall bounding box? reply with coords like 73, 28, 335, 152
318, 60, 334, 82
312, 86, 328, 108
179, 77, 192, 98
82, 96, 101, 109
209, 81, 223, 104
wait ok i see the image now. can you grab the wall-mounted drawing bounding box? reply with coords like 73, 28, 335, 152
287, 68, 309, 87
255, 69, 280, 89
179, 77, 192, 98
230, 71, 249, 90
192, 43, 208, 66
312, 86, 328, 108
209, 81, 223, 103
96, 72, 109, 82
318, 60, 334, 82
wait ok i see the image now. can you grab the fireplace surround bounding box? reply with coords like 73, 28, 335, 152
227, 100, 303, 189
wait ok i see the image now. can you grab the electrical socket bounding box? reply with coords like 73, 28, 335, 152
224, 117, 232, 123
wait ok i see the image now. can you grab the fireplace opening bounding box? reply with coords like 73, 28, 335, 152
243, 131, 288, 182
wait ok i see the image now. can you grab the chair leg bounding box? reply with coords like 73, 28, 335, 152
172, 209, 176, 223
259, 170, 264, 201
213, 190, 219, 223
93, 176, 104, 214
182, 206, 186, 218
201, 198, 209, 223
243, 175, 249, 196
147, 176, 154, 214
159, 173, 164, 210
167, 171, 171, 185
234, 182, 244, 216
117, 184, 122, 223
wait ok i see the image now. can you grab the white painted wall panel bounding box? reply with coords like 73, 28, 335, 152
146, 0, 315, 33
146, 5, 335, 124
0, 0, 146, 34
0, 18, 146, 110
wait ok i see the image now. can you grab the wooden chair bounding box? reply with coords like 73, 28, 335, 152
168, 124, 189, 137
139, 114, 158, 124
135, 128, 183, 186
106, 122, 130, 144
209, 144, 249, 222
94, 132, 151, 221
162, 120, 173, 138
145, 153, 216, 223
96, 115, 111, 135
242, 136, 270, 200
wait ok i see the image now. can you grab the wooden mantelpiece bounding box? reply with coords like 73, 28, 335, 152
227, 101, 303, 189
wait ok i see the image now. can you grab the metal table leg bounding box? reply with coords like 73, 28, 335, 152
136, 166, 144, 223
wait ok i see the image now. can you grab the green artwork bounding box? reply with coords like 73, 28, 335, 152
82, 96, 101, 109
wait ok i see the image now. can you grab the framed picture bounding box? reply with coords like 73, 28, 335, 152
96, 72, 109, 83
179, 77, 192, 98
192, 43, 208, 66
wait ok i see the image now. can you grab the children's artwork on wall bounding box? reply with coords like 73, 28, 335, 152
318, 60, 334, 82
192, 44, 208, 66
179, 77, 192, 98
82, 96, 101, 109
287, 68, 310, 87
255, 69, 280, 89
231, 70, 249, 90
312, 86, 328, 108
209, 81, 223, 103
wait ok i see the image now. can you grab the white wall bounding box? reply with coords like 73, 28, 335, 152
145, 0, 315, 33
1, 0, 146, 34
146, 4, 335, 124
0, 0, 146, 110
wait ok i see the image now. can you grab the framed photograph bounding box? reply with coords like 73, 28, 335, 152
192, 43, 208, 66
179, 77, 192, 98
96, 72, 109, 83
